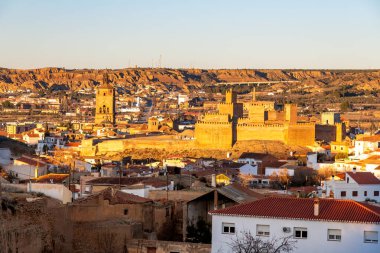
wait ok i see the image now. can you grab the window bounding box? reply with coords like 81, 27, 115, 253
374, 191, 379, 197
222, 223, 235, 234
340, 147, 343, 151
364, 191, 367, 197
352, 191, 358, 197
294, 227, 307, 239
347, 177, 349, 183
341, 191, 346, 197
256, 225, 270, 236
124, 208, 128, 215
328, 229, 341, 241
364, 231, 378, 243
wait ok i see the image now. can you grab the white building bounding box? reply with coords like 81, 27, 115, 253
22, 133, 42, 146
323, 171, 380, 202
238, 163, 258, 176
177, 94, 188, 105
238, 152, 277, 166
35, 136, 65, 155
354, 135, 380, 157
210, 197, 380, 253
265, 166, 295, 177
5, 156, 47, 180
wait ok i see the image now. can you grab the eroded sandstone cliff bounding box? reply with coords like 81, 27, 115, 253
0, 68, 379, 93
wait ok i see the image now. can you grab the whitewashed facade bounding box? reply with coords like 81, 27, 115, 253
211, 214, 379, 253
323, 172, 380, 202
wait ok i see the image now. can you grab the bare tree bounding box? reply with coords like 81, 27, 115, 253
228, 231, 297, 253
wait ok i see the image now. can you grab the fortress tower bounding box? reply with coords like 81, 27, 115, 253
218, 88, 243, 119
95, 76, 115, 125
225, 88, 237, 104
285, 104, 297, 124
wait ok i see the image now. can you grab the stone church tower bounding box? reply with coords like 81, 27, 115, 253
95, 76, 115, 125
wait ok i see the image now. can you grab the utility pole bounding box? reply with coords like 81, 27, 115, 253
0, 174, 2, 200
119, 161, 122, 190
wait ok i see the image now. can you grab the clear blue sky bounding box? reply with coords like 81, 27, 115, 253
0, 0, 379, 69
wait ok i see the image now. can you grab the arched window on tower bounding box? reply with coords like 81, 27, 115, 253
103, 92, 106, 96
107, 107, 109, 113
99, 107, 102, 113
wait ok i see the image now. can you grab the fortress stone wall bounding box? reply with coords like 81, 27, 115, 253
236, 123, 286, 142
195, 121, 234, 149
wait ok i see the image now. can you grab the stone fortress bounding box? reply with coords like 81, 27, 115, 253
195, 88, 344, 148
80, 85, 345, 157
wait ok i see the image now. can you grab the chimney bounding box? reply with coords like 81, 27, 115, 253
314, 198, 320, 216
211, 174, 216, 187
353, 167, 356, 174
213, 190, 218, 210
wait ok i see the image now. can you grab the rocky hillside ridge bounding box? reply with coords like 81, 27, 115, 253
0, 68, 380, 93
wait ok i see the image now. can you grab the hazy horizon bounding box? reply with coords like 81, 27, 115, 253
1, 0, 379, 69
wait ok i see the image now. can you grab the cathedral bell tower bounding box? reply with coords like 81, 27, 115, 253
95, 75, 115, 125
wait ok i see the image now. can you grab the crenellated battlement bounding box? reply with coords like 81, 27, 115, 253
204, 112, 230, 116
196, 121, 232, 125
295, 122, 315, 126
237, 123, 285, 128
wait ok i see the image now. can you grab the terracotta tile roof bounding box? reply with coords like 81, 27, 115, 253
264, 161, 288, 168
24, 133, 40, 138
8, 134, 22, 139
102, 188, 153, 204
16, 156, 46, 167
357, 135, 380, 142
33, 173, 69, 183
65, 142, 80, 147
210, 197, 380, 223
288, 186, 318, 194
362, 155, 380, 164
347, 172, 380, 185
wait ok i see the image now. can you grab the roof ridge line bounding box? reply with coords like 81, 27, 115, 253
353, 201, 380, 218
